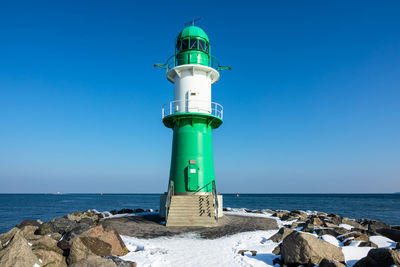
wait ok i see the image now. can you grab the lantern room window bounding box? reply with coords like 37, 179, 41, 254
190, 39, 197, 49
198, 39, 205, 51
182, 39, 189, 50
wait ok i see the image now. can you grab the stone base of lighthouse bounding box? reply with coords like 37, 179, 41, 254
159, 193, 223, 227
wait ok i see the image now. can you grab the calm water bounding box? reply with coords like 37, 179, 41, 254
0, 194, 399, 234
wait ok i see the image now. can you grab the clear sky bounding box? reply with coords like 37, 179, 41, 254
0, 1, 399, 193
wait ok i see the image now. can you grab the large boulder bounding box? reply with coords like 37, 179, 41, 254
68, 236, 112, 264
268, 227, 294, 242
0, 232, 40, 267
51, 217, 78, 234
354, 248, 400, 267
66, 210, 100, 225
0, 228, 19, 249
57, 223, 91, 250
36, 221, 57, 235
367, 220, 391, 232
376, 228, 400, 242
16, 219, 41, 229
83, 225, 128, 256
281, 231, 345, 265
69, 255, 117, 267
34, 249, 67, 267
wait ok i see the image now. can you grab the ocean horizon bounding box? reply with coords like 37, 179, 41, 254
1, 193, 399, 234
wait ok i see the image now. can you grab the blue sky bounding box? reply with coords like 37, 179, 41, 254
0, 1, 399, 193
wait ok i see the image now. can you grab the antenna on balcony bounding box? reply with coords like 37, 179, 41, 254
184, 18, 201, 27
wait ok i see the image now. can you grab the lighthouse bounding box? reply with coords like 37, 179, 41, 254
156, 25, 228, 227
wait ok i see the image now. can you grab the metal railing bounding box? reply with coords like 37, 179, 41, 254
212, 181, 219, 221
154, 54, 230, 72
165, 180, 174, 222
162, 100, 223, 120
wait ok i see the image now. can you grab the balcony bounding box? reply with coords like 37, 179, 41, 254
162, 100, 223, 120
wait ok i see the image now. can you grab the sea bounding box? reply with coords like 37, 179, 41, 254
0, 193, 399, 234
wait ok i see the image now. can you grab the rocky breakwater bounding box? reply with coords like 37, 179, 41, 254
0, 210, 135, 267
261, 209, 400, 267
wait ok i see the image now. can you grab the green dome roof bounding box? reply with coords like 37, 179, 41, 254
177, 26, 209, 42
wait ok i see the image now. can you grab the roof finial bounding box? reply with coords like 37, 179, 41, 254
184, 18, 201, 27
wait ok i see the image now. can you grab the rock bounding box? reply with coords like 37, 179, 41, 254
289, 222, 306, 229
302, 223, 317, 233
251, 209, 264, 214
342, 218, 365, 229
272, 257, 283, 266
16, 219, 41, 229
70, 255, 117, 267
359, 241, 378, 248
57, 223, 91, 250
291, 210, 308, 217
0, 227, 19, 249
338, 232, 369, 244
83, 225, 128, 256
272, 211, 290, 219
353, 256, 379, 267
31, 235, 64, 254
376, 228, 400, 242
134, 208, 145, 213
314, 228, 350, 237
319, 258, 346, 267
280, 214, 299, 221
324, 222, 339, 228
354, 248, 400, 267
396, 242, 400, 250
34, 249, 67, 267
19, 225, 39, 240
281, 231, 345, 265
222, 207, 231, 211
0, 232, 40, 267
268, 227, 294, 242
117, 209, 134, 214
308, 217, 324, 226
80, 217, 96, 226
327, 214, 342, 225
262, 209, 274, 214
367, 220, 391, 232
68, 236, 112, 264
52, 217, 78, 234
36, 221, 57, 235
102, 255, 137, 267
237, 249, 248, 256
272, 244, 280, 255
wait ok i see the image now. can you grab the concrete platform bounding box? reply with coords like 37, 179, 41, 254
100, 214, 279, 239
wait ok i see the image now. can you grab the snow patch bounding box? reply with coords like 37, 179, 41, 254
370, 235, 397, 248
319, 234, 340, 247
120, 230, 280, 267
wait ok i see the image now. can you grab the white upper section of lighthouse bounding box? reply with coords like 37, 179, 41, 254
165, 64, 220, 115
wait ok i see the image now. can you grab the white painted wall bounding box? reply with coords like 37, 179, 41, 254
166, 65, 219, 115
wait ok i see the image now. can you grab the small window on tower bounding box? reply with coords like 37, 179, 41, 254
190, 39, 197, 49
198, 40, 205, 51
205, 43, 209, 53
182, 39, 189, 50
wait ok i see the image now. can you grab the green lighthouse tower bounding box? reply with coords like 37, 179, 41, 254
156, 25, 228, 227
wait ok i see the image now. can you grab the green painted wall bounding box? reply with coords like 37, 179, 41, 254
165, 114, 221, 193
